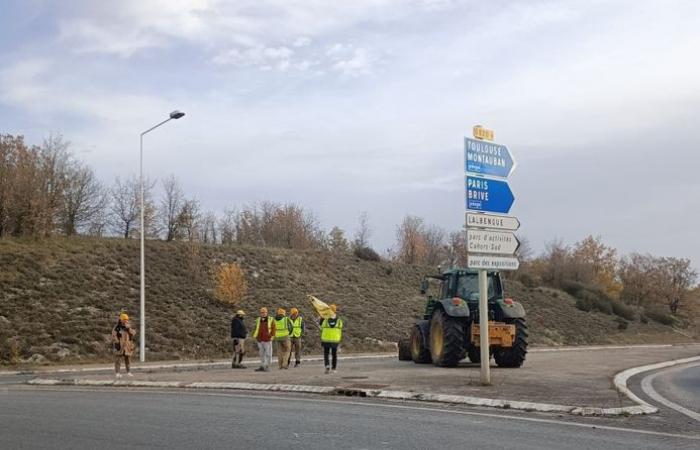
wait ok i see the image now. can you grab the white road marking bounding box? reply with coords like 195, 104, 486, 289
640, 362, 700, 422
14, 385, 700, 441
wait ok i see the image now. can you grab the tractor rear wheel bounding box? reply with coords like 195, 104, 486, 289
429, 309, 465, 367
410, 325, 431, 364
398, 337, 412, 361
494, 318, 528, 368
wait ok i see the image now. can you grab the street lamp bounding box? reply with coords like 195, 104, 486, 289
139, 110, 185, 362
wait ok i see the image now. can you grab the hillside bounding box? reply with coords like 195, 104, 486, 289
0, 238, 695, 365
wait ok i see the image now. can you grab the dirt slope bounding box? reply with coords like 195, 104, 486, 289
0, 238, 692, 365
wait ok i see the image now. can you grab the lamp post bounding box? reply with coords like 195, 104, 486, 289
140, 110, 185, 362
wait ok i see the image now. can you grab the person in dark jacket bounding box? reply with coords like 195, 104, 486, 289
231, 310, 247, 369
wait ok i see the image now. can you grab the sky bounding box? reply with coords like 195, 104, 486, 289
1, 0, 699, 264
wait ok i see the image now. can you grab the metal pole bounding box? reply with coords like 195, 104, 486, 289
478, 269, 490, 385
138, 115, 177, 363
139, 133, 145, 362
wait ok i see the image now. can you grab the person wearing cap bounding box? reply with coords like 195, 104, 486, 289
320, 304, 344, 374
253, 307, 276, 372
230, 309, 247, 369
288, 307, 305, 367
273, 308, 293, 369
111, 312, 136, 378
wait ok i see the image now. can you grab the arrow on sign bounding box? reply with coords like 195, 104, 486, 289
465, 176, 515, 214
467, 254, 520, 271
467, 229, 520, 256
466, 212, 520, 231
464, 137, 515, 178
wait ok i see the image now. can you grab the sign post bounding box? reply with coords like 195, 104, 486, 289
464, 124, 520, 386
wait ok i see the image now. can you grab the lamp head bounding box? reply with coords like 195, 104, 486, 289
170, 110, 185, 119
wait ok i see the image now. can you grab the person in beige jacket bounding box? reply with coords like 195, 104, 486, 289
112, 313, 136, 378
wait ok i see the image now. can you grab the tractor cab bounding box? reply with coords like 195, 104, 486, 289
420, 269, 504, 321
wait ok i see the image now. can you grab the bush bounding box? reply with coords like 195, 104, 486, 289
213, 262, 247, 306
354, 246, 381, 262
615, 317, 629, 330
575, 297, 593, 312
611, 299, 636, 321
645, 308, 675, 326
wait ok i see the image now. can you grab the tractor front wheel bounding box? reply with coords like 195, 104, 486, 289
429, 309, 465, 367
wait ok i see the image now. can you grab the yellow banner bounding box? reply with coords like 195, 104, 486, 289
308, 295, 336, 319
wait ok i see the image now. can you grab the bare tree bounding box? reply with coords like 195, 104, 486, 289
395, 215, 427, 265
177, 198, 201, 242
160, 175, 183, 241
59, 163, 105, 236
659, 257, 697, 314
201, 211, 218, 244
424, 225, 446, 266
218, 208, 237, 245
446, 230, 467, 267
108, 175, 155, 239
353, 211, 372, 249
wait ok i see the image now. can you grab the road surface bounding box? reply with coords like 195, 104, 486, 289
1, 387, 697, 449
640, 362, 700, 422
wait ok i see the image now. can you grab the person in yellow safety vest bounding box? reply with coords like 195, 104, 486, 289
320, 304, 343, 374
274, 308, 293, 370
287, 307, 305, 367
253, 307, 275, 372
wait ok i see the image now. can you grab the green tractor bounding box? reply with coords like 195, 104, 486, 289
398, 269, 528, 368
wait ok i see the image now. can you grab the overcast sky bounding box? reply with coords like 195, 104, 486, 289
1, 0, 699, 264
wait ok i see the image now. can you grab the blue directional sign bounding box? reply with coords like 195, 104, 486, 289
464, 137, 515, 178
465, 175, 514, 214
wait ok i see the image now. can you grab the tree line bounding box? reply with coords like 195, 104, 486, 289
1, 134, 697, 316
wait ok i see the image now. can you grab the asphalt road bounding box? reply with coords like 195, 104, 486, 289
640, 362, 700, 422
1, 388, 697, 450
653, 363, 700, 412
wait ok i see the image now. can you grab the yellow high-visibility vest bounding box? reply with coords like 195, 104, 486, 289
321, 318, 343, 343
274, 317, 291, 340
253, 317, 272, 339
291, 316, 303, 338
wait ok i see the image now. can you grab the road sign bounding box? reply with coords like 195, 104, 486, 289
472, 125, 494, 141
467, 229, 519, 256
465, 212, 520, 231
467, 254, 520, 271
464, 137, 515, 178
465, 175, 514, 214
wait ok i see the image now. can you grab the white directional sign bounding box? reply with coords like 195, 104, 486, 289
467, 229, 519, 256
466, 212, 520, 231
467, 254, 520, 271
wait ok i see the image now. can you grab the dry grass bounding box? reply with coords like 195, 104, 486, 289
0, 237, 695, 365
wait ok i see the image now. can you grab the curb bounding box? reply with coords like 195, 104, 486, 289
17, 377, 633, 417
610, 355, 700, 415
2, 354, 395, 377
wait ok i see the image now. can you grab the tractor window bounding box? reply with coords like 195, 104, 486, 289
456, 274, 495, 300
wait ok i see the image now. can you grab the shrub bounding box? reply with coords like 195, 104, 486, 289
645, 308, 675, 326
354, 246, 380, 262
213, 262, 247, 306
611, 299, 636, 321
575, 297, 593, 312
615, 317, 629, 330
